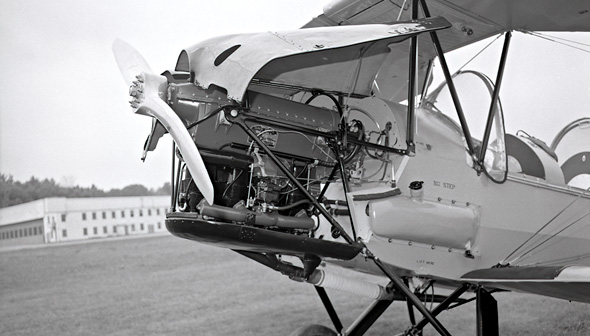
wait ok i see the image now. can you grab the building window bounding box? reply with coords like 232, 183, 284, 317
102, 212, 107, 219
61, 214, 66, 222
82, 213, 87, 221
148, 209, 152, 216
130, 210, 134, 217
139, 209, 143, 217
28, 227, 33, 236
103, 226, 107, 234
121, 210, 125, 218
83, 228, 88, 236
38, 226, 43, 234
33, 227, 37, 235
112, 211, 116, 219
156, 208, 160, 216
92, 212, 97, 220
157, 222, 161, 229
131, 224, 135, 231
62, 229, 67, 238
93, 227, 98, 235
113, 226, 118, 234
140, 223, 144, 231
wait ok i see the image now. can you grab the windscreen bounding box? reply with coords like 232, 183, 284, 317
426, 70, 507, 182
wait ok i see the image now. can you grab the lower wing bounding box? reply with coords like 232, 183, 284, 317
462, 265, 590, 303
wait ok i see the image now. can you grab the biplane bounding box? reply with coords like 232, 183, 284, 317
113, 0, 590, 335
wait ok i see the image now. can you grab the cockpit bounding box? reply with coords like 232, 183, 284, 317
424, 70, 590, 190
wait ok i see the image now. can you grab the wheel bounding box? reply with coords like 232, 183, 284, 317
288, 324, 338, 336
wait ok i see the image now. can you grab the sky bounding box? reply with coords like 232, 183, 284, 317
1, 0, 589, 190
0, 0, 328, 190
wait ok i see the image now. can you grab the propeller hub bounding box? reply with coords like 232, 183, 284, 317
128, 76, 146, 108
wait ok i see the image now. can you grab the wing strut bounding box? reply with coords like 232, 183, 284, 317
478, 31, 511, 183
405, 0, 420, 155
418, 0, 477, 159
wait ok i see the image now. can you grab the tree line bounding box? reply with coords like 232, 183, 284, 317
0, 174, 171, 208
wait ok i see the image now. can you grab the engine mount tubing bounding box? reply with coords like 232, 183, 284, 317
419, 0, 476, 158
478, 31, 511, 165
332, 142, 357, 240
317, 165, 340, 203
232, 116, 355, 244
371, 256, 451, 336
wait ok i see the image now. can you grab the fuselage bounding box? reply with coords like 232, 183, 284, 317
321, 103, 590, 283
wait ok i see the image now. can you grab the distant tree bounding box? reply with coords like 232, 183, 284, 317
0, 174, 170, 208
106, 184, 150, 197
154, 182, 172, 195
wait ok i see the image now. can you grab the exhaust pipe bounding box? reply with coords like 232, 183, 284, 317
200, 203, 315, 230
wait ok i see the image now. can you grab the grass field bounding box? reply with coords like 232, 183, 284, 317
1, 234, 588, 335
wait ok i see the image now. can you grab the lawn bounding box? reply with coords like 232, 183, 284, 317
1, 234, 588, 335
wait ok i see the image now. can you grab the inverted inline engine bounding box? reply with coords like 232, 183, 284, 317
166, 76, 342, 230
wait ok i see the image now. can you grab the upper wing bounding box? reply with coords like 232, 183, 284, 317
175, 17, 449, 102
461, 265, 590, 303
304, 0, 590, 53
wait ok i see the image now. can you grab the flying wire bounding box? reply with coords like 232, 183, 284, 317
454, 34, 503, 75
522, 31, 590, 55
501, 190, 587, 265
511, 210, 590, 266
523, 252, 590, 267
502, 187, 590, 265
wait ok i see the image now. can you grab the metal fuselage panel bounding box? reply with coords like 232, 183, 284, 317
338, 107, 590, 281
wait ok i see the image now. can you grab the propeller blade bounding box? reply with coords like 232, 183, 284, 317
112, 40, 215, 205
143, 94, 214, 205
112, 39, 153, 86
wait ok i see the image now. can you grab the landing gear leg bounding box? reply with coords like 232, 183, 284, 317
314, 286, 343, 334
345, 283, 395, 336
371, 256, 453, 336
476, 288, 499, 336
403, 278, 422, 336
405, 283, 470, 335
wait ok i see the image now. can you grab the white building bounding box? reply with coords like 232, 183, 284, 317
0, 196, 170, 248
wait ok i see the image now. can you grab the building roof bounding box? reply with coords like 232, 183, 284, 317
0, 196, 170, 227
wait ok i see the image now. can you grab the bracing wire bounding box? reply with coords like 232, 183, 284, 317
454, 34, 503, 75
522, 31, 590, 55
502, 187, 590, 265
524, 252, 590, 267
512, 211, 590, 266
501, 192, 585, 265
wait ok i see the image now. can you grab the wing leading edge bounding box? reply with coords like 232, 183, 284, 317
305, 0, 590, 53
462, 265, 590, 303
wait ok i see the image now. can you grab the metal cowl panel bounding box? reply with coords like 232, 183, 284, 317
175, 17, 451, 102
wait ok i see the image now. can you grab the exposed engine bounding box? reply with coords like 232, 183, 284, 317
167, 77, 346, 231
